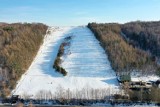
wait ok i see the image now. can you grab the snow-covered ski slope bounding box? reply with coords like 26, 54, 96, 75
13, 26, 119, 98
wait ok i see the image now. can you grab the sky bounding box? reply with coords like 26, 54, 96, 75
0, 0, 160, 26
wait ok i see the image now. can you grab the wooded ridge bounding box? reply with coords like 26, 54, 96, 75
88, 21, 160, 75
0, 23, 48, 97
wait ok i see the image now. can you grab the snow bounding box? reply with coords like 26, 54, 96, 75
130, 72, 160, 82
13, 26, 120, 98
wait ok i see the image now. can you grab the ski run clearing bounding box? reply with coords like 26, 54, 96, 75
12, 26, 120, 99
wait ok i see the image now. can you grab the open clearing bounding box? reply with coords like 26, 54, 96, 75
13, 26, 119, 98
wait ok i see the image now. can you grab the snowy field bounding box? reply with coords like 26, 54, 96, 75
13, 26, 120, 98
131, 72, 160, 82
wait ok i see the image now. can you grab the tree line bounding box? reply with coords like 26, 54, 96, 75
0, 23, 48, 98
53, 36, 72, 76
88, 22, 160, 75
122, 21, 160, 58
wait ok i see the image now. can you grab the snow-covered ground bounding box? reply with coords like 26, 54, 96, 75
13, 26, 120, 98
131, 72, 160, 82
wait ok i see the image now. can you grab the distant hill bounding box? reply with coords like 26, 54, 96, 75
122, 21, 160, 59
0, 22, 8, 26
0, 23, 47, 97
88, 21, 160, 76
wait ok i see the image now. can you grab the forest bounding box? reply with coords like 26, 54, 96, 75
88, 22, 160, 75
0, 23, 48, 97
122, 21, 160, 60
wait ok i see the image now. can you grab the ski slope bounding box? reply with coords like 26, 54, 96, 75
13, 26, 119, 98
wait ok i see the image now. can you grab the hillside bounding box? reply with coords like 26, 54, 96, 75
121, 21, 160, 63
0, 21, 159, 103
88, 23, 160, 76
0, 23, 47, 97
13, 26, 120, 99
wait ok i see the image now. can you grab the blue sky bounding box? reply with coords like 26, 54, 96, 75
0, 0, 160, 26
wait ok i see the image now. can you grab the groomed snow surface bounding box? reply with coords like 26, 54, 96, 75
13, 26, 120, 99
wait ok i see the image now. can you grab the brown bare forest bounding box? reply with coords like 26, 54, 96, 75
0, 23, 48, 97
88, 22, 160, 75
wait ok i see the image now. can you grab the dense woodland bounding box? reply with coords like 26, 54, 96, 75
88, 22, 160, 75
0, 23, 47, 97
122, 21, 160, 59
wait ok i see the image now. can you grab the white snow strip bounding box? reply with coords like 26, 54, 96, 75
131, 72, 159, 82
13, 26, 120, 98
